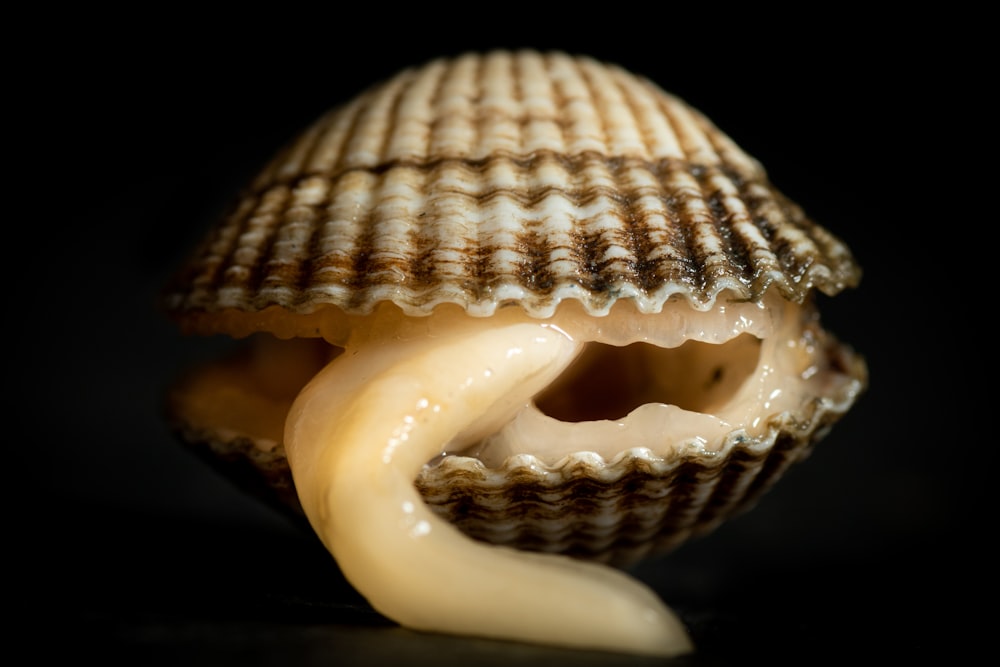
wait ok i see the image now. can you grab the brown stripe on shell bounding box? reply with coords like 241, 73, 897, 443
168, 372, 860, 568
422, 378, 858, 568
163, 51, 860, 332
165, 315, 866, 568
416, 436, 798, 568
167, 417, 818, 568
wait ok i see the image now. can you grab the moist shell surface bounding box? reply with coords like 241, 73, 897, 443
167, 325, 866, 567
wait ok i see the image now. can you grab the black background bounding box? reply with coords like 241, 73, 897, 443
16, 11, 980, 666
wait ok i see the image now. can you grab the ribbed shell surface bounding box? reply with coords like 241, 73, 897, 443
164, 50, 860, 326
168, 334, 867, 567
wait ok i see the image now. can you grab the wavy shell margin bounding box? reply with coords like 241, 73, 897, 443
163, 50, 860, 336
169, 341, 865, 567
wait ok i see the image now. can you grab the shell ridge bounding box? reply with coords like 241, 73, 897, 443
516, 50, 559, 154
246, 149, 778, 200
217, 186, 291, 309
301, 102, 358, 176
363, 165, 419, 296
371, 65, 415, 167
659, 161, 709, 295
707, 166, 778, 291
259, 177, 328, 299
328, 87, 381, 176
163, 194, 255, 312
260, 117, 324, 189
548, 51, 608, 155
577, 56, 643, 158
765, 189, 859, 293
619, 72, 685, 160
700, 165, 758, 290
654, 88, 720, 167
426, 52, 475, 158
164, 50, 861, 326
612, 163, 657, 290
476, 50, 519, 158
291, 206, 326, 298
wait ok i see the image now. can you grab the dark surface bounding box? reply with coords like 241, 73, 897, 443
17, 13, 979, 666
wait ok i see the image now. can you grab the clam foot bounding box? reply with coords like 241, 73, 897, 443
285, 317, 693, 656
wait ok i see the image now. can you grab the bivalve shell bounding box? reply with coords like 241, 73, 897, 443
164, 49, 859, 341
164, 50, 866, 569
168, 324, 865, 567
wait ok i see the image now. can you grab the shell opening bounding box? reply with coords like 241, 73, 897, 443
165, 291, 863, 657
158, 48, 868, 659
535, 336, 762, 422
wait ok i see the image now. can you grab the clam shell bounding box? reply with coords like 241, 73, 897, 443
164, 50, 867, 568
163, 49, 859, 339
420, 356, 865, 567
168, 329, 865, 567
